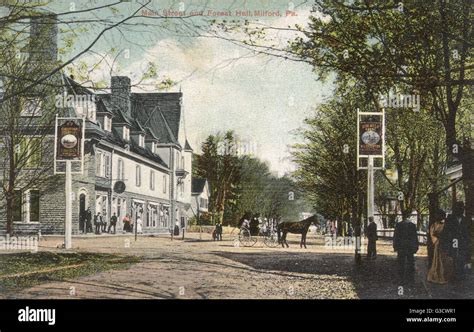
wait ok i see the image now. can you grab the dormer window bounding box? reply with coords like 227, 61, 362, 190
123, 126, 130, 141
22, 98, 42, 117
151, 142, 156, 154
104, 116, 112, 132
139, 134, 145, 148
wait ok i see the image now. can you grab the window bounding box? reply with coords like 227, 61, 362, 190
136, 165, 141, 187
200, 198, 208, 209
104, 116, 112, 132
15, 137, 42, 168
12, 190, 22, 221
139, 134, 145, 148
96, 150, 110, 178
151, 142, 156, 154
29, 190, 40, 222
150, 170, 155, 191
181, 156, 185, 169
117, 158, 124, 181
123, 126, 130, 141
21, 98, 42, 117
104, 154, 111, 178
11, 189, 39, 222
163, 175, 167, 194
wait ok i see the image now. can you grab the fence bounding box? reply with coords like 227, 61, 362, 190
377, 228, 427, 245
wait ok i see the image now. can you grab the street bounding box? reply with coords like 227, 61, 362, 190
2, 233, 472, 300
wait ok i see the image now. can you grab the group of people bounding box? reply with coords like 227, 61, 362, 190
365, 201, 471, 285
81, 208, 143, 235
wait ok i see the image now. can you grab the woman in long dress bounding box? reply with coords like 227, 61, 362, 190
427, 209, 454, 284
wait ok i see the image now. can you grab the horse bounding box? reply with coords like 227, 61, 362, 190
277, 215, 322, 249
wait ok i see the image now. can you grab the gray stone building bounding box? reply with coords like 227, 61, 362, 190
0, 13, 193, 236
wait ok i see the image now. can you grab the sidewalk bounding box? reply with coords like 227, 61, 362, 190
416, 257, 474, 299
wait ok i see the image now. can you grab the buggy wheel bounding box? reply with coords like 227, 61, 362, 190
263, 232, 279, 248
239, 228, 255, 247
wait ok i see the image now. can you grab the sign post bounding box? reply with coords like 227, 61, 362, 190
54, 115, 85, 249
356, 109, 385, 261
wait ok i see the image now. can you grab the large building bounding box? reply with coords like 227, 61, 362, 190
0, 13, 193, 236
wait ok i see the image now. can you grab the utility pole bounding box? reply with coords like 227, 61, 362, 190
64, 160, 72, 249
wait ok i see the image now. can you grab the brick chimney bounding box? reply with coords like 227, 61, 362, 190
29, 14, 58, 64
111, 76, 131, 118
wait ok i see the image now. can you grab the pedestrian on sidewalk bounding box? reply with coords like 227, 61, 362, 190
366, 217, 378, 260
108, 213, 117, 234
136, 217, 143, 234
94, 212, 103, 235
123, 214, 131, 233
442, 201, 471, 282
393, 214, 419, 284
427, 209, 454, 284
101, 215, 107, 233
85, 207, 93, 234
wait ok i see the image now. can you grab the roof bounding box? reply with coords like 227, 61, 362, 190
99, 92, 183, 146
184, 139, 193, 151
62, 76, 168, 169
192, 178, 208, 194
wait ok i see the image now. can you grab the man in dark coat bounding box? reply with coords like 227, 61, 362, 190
85, 207, 92, 233
393, 216, 419, 284
441, 201, 471, 281
108, 213, 118, 234
366, 217, 378, 260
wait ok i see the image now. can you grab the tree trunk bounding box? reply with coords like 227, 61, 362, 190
461, 145, 474, 262
6, 192, 14, 235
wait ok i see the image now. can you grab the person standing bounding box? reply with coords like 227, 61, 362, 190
442, 201, 471, 281
366, 217, 378, 260
136, 217, 143, 234
108, 213, 117, 234
393, 215, 419, 284
123, 214, 131, 233
94, 212, 103, 235
427, 209, 454, 284
85, 207, 92, 234
102, 215, 107, 233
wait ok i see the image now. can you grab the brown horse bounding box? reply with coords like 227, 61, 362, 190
277, 215, 321, 248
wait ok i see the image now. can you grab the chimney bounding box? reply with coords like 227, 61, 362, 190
111, 76, 131, 118
29, 14, 58, 64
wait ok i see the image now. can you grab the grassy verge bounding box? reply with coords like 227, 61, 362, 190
0, 251, 141, 294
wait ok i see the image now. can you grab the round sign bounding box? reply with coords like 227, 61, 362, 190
61, 134, 78, 149
114, 181, 126, 194
361, 130, 380, 145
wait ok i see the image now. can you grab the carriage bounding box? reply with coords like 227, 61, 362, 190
234, 218, 280, 248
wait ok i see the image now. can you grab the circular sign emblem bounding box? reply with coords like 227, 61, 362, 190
61, 134, 78, 148
361, 130, 380, 145
114, 181, 126, 194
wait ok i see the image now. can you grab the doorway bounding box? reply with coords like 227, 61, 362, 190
79, 193, 86, 232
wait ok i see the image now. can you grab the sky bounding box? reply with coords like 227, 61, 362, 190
47, 0, 334, 176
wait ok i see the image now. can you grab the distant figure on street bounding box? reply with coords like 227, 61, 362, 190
123, 214, 131, 233
214, 222, 223, 241
101, 214, 107, 233
94, 212, 103, 235
442, 201, 471, 281
108, 213, 118, 234
85, 207, 93, 233
427, 209, 454, 284
366, 217, 378, 260
393, 215, 419, 284
136, 217, 143, 234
